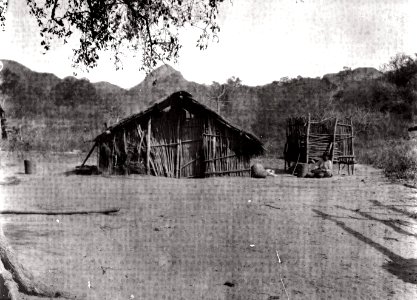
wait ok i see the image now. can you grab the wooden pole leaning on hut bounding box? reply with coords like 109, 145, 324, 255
146, 117, 151, 175
96, 141, 100, 171
80, 143, 97, 167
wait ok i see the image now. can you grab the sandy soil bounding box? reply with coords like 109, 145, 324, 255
0, 154, 417, 299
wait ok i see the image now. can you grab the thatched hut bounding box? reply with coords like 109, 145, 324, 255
284, 115, 355, 174
81, 91, 264, 178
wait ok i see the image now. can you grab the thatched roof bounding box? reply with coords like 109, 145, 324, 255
95, 91, 264, 155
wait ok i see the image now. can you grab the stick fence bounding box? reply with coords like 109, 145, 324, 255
285, 116, 355, 173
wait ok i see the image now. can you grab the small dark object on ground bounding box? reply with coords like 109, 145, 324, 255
383, 237, 399, 242
296, 163, 308, 177
24, 160, 36, 174
263, 204, 281, 210
305, 171, 332, 178
251, 163, 268, 178
224, 281, 235, 287
75, 165, 99, 175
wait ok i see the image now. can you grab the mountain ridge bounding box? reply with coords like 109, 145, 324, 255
1, 59, 385, 98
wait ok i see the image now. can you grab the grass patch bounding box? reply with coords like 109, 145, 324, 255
358, 138, 417, 182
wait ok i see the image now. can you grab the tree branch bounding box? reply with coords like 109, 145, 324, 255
50, 0, 64, 26
122, 0, 155, 66
144, 18, 155, 63
51, 0, 58, 20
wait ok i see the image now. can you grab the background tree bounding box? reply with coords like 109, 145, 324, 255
209, 76, 240, 114
382, 53, 417, 121
209, 81, 226, 114
383, 53, 417, 88
52, 77, 99, 107
0, 0, 225, 72
0, 68, 19, 107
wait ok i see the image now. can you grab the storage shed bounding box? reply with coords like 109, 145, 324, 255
284, 115, 355, 174
81, 91, 264, 178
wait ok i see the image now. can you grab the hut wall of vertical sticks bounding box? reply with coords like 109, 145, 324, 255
81, 91, 264, 178
284, 115, 355, 173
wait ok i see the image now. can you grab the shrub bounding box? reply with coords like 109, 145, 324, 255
358, 138, 417, 182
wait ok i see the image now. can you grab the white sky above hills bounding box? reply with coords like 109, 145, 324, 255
0, 0, 416, 89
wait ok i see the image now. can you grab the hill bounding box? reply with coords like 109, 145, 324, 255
322, 67, 383, 86
127, 64, 211, 111
129, 64, 188, 95
0, 60, 61, 96
93, 81, 126, 95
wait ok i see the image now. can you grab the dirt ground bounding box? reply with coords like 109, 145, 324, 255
0, 153, 417, 299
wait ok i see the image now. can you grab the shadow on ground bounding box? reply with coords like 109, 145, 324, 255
371, 200, 417, 220
313, 209, 417, 285
335, 205, 417, 238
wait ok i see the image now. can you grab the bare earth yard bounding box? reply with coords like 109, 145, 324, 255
0, 155, 417, 299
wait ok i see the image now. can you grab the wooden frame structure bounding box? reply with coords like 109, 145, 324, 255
81, 91, 264, 178
284, 115, 355, 174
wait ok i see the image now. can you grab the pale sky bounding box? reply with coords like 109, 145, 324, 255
0, 0, 416, 89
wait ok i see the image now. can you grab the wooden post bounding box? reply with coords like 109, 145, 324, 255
123, 129, 127, 154
331, 118, 338, 165
176, 117, 181, 178
123, 129, 129, 174
80, 143, 97, 167
306, 114, 311, 164
284, 121, 288, 170
146, 117, 151, 175
111, 136, 116, 174
96, 142, 100, 170
350, 117, 355, 175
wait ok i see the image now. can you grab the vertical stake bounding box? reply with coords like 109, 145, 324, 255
350, 117, 355, 175
123, 129, 129, 174
332, 117, 338, 165
306, 114, 311, 164
176, 116, 181, 178
146, 117, 151, 175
